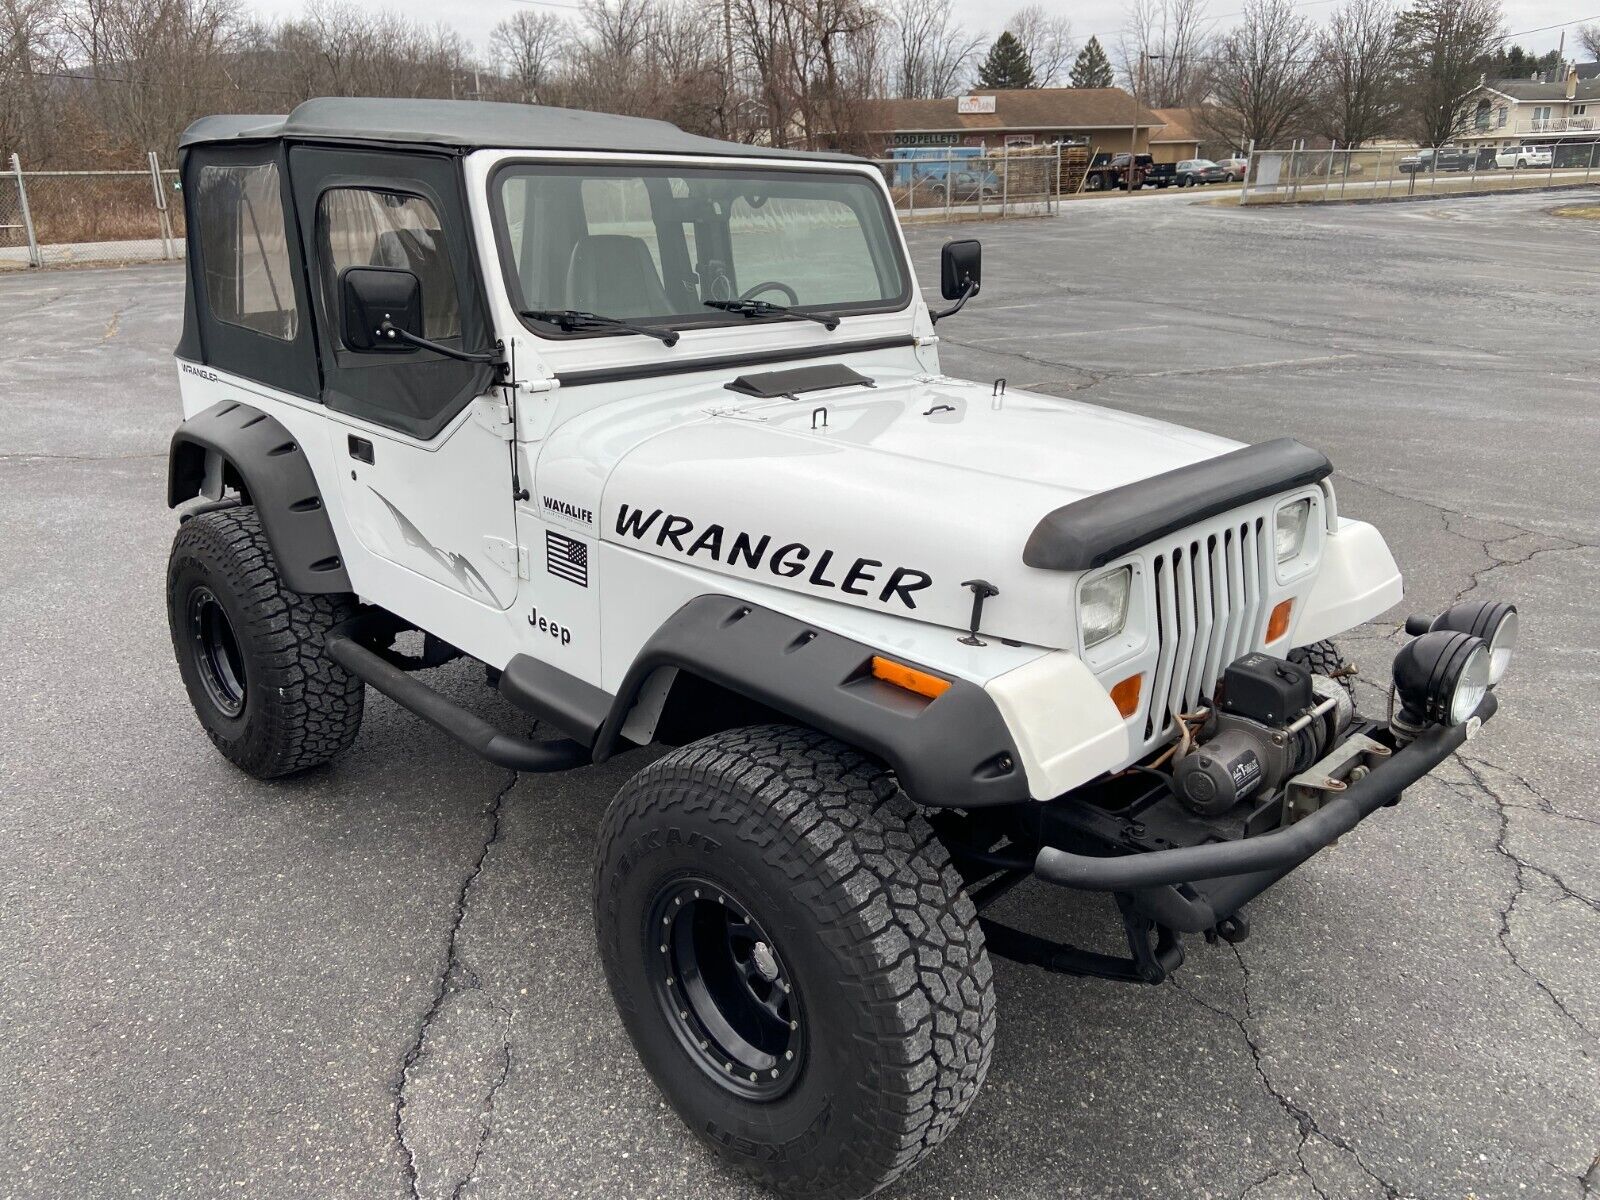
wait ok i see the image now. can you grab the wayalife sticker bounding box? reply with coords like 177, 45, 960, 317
546, 530, 589, 587
542, 495, 594, 525
613, 504, 932, 609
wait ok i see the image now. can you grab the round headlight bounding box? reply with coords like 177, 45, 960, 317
1426, 601, 1517, 685
1392, 631, 1490, 728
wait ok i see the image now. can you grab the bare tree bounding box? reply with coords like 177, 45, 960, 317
63, 0, 244, 159
887, 0, 981, 98
1119, 0, 1209, 107
0, 0, 59, 159
1008, 4, 1073, 87
1204, 0, 1319, 149
731, 0, 883, 151
490, 10, 567, 103
1578, 23, 1599, 60
1393, 0, 1503, 145
1314, 0, 1402, 145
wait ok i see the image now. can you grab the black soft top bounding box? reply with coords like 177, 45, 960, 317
179, 97, 863, 163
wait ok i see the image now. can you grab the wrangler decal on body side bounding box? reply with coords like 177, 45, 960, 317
613, 504, 934, 609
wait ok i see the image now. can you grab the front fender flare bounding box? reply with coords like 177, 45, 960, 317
595, 595, 1032, 809
168, 401, 352, 594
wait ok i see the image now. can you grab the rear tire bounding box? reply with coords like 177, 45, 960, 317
594, 725, 995, 1199
167, 507, 363, 779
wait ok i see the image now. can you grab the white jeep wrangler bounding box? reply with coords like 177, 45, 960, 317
166, 98, 1519, 1199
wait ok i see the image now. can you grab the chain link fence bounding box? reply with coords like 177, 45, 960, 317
0, 154, 183, 270
872, 147, 1078, 222
1240, 141, 1600, 205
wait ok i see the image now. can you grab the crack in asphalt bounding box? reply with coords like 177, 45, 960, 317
1448, 759, 1592, 1038
394, 766, 520, 1200
450, 1042, 512, 1200
1175, 946, 1402, 1200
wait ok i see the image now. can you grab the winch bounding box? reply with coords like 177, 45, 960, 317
1172, 653, 1354, 818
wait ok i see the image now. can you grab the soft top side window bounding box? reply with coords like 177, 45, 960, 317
195, 162, 298, 341
317, 188, 461, 342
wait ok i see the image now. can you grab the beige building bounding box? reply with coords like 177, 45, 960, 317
1455, 66, 1599, 153
1148, 108, 1203, 163
871, 88, 1165, 159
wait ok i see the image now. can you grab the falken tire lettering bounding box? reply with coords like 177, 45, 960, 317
613, 504, 933, 610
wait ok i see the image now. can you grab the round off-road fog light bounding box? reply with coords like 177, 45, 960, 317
1392, 631, 1491, 728
1427, 601, 1518, 685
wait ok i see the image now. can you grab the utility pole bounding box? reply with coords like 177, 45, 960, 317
723, 0, 734, 137
1128, 52, 1161, 190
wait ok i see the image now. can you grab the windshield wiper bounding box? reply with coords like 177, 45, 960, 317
519, 309, 679, 346
703, 299, 840, 331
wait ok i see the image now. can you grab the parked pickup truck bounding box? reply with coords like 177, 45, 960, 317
1084, 152, 1176, 191
1494, 144, 1553, 169
1398, 146, 1475, 173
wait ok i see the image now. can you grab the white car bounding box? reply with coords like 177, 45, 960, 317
165, 97, 1521, 1200
1495, 144, 1553, 169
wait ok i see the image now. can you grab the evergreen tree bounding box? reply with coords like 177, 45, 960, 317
977, 31, 1037, 89
1069, 36, 1114, 87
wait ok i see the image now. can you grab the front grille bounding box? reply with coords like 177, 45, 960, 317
1143, 513, 1271, 743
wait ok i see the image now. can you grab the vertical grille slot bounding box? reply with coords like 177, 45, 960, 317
1138, 513, 1274, 750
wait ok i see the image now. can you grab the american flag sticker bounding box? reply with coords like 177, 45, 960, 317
545, 530, 589, 587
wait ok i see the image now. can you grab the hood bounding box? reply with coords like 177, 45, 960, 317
594, 372, 1242, 647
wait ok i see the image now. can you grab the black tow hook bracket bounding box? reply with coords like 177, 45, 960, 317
1205, 911, 1251, 945
959, 579, 999, 647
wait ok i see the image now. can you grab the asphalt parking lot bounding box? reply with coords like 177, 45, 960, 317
3, 189, 1597, 1200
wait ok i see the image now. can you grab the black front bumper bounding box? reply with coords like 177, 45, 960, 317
1039, 693, 1497, 932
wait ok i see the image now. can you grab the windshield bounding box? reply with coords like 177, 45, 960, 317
493, 162, 909, 333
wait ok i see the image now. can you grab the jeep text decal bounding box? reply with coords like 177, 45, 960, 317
615, 505, 933, 609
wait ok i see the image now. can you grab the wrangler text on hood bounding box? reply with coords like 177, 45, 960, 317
614, 504, 934, 609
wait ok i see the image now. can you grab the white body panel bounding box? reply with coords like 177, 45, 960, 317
173, 145, 1409, 801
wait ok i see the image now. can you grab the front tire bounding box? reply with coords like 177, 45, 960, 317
167, 507, 363, 779
1289, 638, 1355, 700
594, 726, 995, 1199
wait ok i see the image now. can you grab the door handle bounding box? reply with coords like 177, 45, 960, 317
348, 435, 374, 464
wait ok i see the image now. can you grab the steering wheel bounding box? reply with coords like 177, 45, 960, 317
740, 281, 799, 305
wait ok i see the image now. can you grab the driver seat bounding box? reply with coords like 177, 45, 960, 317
565, 235, 673, 318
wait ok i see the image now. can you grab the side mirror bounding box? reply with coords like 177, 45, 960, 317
340, 266, 423, 352
940, 238, 982, 300
930, 239, 981, 324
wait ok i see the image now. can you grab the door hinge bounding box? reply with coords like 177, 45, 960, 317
473, 394, 515, 440
482, 536, 530, 579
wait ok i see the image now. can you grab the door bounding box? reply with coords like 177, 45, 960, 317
289, 146, 521, 611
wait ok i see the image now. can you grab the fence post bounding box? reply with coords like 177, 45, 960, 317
1001, 153, 1009, 216
11, 153, 39, 268
945, 152, 953, 219
148, 150, 175, 259
1239, 139, 1254, 205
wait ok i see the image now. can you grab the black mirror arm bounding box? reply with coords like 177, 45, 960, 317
379, 320, 505, 367
929, 280, 978, 325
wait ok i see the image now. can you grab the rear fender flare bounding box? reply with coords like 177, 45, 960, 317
168, 400, 352, 594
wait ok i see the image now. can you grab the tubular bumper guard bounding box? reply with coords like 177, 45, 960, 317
1038, 693, 1498, 933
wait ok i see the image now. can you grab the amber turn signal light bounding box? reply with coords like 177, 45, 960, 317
871, 656, 952, 700
1109, 673, 1142, 717
1266, 599, 1294, 643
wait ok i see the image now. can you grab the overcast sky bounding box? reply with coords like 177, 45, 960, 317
248, 0, 1587, 68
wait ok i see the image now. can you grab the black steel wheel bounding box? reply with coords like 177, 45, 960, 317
168, 507, 363, 778
648, 877, 804, 1100
595, 725, 994, 1200
187, 585, 248, 718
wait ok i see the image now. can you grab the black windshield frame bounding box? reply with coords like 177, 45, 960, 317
487, 159, 912, 341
